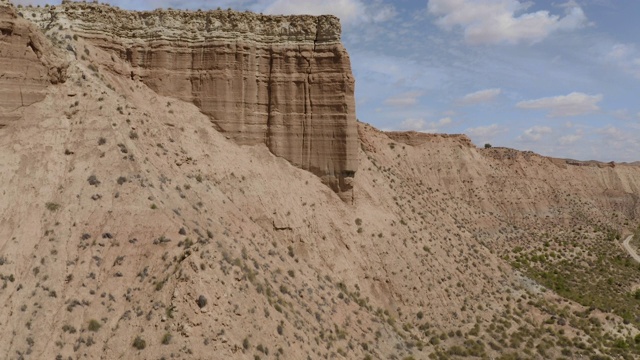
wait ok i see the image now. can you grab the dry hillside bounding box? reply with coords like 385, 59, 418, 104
2, 2, 640, 360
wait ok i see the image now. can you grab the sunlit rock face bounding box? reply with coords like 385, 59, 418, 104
0, 2, 67, 125
31, 2, 358, 199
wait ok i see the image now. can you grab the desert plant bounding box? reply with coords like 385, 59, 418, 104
87, 175, 100, 186
161, 332, 172, 345
88, 319, 101, 332
132, 336, 146, 350
45, 202, 61, 212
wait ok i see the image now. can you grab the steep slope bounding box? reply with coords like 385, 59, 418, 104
2, 2, 640, 360
26, 2, 358, 200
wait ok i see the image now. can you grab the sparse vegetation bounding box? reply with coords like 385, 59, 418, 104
45, 202, 60, 212
132, 336, 146, 350
87, 175, 100, 186
88, 319, 101, 332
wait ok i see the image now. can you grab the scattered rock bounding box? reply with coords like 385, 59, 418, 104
196, 295, 207, 309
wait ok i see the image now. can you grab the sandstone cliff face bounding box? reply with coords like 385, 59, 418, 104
0, 2, 67, 125
29, 2, 358, 198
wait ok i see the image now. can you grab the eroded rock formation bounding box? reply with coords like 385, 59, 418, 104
385, 131, 474, 148
0, 2, 67, 125
29, 2, 358, 199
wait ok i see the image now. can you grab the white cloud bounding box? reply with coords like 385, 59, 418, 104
400, 118, 426, 131
518, 126, 552, 142
596, 125, 625, 140
559, 130, 583, 145
384, 91, 423, 107
465, 123, 505, 138
264, 0, 396, 26
516, 92, 602, 117
427, 0, 588, 45
608, 44, 632, 60
611, 109, 632, 120
594, 126, 640, 157
458, 88, 501, 105
605, 44, 640, 79
400, 117, 452, 132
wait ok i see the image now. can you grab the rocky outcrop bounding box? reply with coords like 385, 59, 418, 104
28, 2, 358, 199
0, 1, 67, 125
385, 131, 473, 147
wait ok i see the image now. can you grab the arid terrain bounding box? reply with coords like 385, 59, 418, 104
2, 1, 640, 359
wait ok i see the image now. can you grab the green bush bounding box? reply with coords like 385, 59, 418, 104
161, 333, 172, 345
132, 336, 146, 350
45, 202, 60, 212
88, 319, 101, 332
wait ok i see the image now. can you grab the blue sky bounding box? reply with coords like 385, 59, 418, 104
14, 0, 640, 161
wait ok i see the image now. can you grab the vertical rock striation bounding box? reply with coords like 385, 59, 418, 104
0, 1, 67, 124
30, 3, 358, 199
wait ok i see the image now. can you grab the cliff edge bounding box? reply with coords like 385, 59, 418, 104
0, 1, 67, 125
26, 2, 358, 200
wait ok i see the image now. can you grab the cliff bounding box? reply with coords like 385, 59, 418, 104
0, 1, 67, 125
27, 2, 358, 199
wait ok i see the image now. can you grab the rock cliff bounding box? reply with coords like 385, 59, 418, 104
27, 2, 358, 199
0, 1, 67, 125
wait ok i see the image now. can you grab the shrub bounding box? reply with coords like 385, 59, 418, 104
87, 175, 100, 186
132, 336, 146, 350
98, 137, 106, 145
45, 202, 61, 212
88, 319, 101, 332
161, 333, 172, 345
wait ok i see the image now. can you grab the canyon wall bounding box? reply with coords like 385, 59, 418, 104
27, 2, 358, 199
0, 1, 66, 125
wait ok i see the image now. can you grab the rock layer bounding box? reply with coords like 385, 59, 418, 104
29, 2, 358, 198
0, 2, 67, 125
